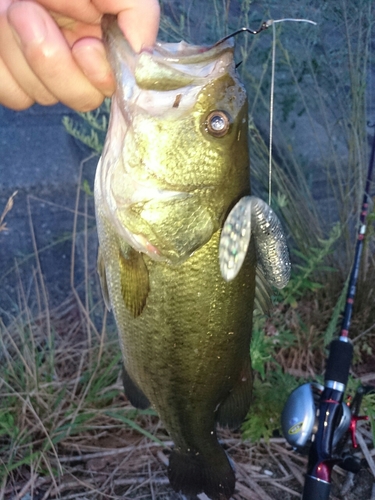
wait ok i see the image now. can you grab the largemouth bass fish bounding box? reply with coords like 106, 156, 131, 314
95, 14, 289, 499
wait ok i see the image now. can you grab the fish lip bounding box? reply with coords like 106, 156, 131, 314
137, 39, 235, 81
152, 38, 234, 62
102, 13, 234, 60
102, 14, 235, 92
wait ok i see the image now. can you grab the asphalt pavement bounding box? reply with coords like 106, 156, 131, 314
0, 103, 99, 318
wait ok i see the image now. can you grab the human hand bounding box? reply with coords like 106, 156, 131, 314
0, 0, 160, 111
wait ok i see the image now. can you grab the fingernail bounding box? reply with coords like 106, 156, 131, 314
74, 44, 112, 81
8, 10, 47, 47
140, 46, 154, 54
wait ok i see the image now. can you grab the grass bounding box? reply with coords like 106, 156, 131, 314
1, 0, 375, 498
0, 174, 165, 498
0, 192, 17, 234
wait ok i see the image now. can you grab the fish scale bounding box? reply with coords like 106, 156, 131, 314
95, 14, 274, 499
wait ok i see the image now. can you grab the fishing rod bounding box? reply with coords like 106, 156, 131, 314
281, 128, 375, 500
217, 20, 374, 498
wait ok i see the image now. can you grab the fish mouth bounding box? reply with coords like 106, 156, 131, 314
102, 14, 235, 93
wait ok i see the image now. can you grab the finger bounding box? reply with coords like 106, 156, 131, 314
52, 17, 102, 46
0, 1, 57, 106
0, 0, 55, 105
0, 56, 34, 110
72, 37, 115, 97
93, 0, 160, 52
7, 2, 106, 111
24, 0, 102, 25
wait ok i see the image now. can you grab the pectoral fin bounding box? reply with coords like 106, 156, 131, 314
216, 357, 253, 429
119, 246, 150, 318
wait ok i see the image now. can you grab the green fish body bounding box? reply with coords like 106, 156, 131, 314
95, 15, 258, 499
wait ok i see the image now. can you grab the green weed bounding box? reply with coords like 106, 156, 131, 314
62, 99, 110, 154
246, 226, 358, 441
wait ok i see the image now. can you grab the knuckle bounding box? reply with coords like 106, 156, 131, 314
75, 93, 105, 112
0, 88, 34, 110
35, 91, 58, 106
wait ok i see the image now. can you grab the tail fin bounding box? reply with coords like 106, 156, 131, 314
168, 446, 235, 499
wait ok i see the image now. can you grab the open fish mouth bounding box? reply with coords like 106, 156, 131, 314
102, 14, 236, 116
101, 14, 235, 80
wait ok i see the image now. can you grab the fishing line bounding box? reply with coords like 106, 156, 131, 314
218, 17, 316, 283
268, 22, 276, 205
266, 18, 317, 206
215, 19, 317, 206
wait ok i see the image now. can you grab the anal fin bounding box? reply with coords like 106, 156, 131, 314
122, 364, 150, 410
216, 357, 252, 429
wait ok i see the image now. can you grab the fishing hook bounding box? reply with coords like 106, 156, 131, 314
212, 23, 269, 48
213, 18, 317, 48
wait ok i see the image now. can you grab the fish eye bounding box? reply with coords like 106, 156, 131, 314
205, 110, 231, 138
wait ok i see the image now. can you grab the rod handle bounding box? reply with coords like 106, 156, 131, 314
325, 338, 353, 386
302, 475, 331, 500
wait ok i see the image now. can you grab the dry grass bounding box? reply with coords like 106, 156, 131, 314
1, 273, 311, 500
0, 192, 17, 234
0, 179, 374, 499
1, 300, 374, 500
